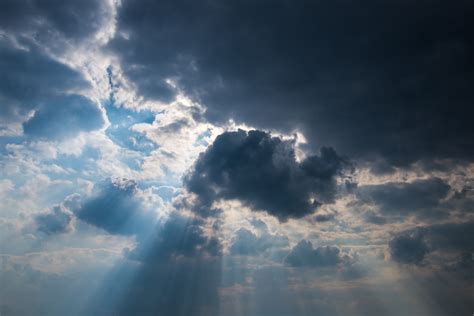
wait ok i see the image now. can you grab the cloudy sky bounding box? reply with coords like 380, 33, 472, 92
1, 1, 473, 315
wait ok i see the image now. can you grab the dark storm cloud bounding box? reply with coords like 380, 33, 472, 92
0, 41, 90, 118
110, 0, 474, 167
229, 228, 289, 256
285, 240, 341, 267
0, 39, 104, 137
35, 205, 73, 235
357, 178, 451, 218
184, 129, 350, 221
0, 0, 112, 43
0, 0, 108, 137
73, 178, 156, 236
389, 221, 474, 265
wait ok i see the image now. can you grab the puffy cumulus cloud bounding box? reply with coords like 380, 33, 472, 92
285, 240, 341, 268
184, 129, 350, 221
109, 0, 474, 167
229, 228, 289, 256
72, 178, 158, 236
356, 177, 451, 220
35, 205, 73, 235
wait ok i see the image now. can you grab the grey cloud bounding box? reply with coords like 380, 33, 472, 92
110, 0, 474, 167
184, 129, 350, 221
0, 39, 104, 138
229, 228, 289, 256
0, 0, 114, 44
92, 209, 222, 316
389, 221, 474, 265
426, 222, 474, 252
0, 41, 89, 119
95, 256, 222, 316
0, 0, 110, 138
61, 178, 222, 315
389, 232, 429, 265
35, 205, 73, 235
23, 94, 104, 139
313, 212, 337, 222
446, 252, 474, 279
129, 213, 221, 262
285, 240, 341, 267
72, 178, 157, 236
357, 177, 451, 219
66, 178, 222, 315
67, 177, 221, 259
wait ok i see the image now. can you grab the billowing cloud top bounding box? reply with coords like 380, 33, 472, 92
184, 129, 350, 220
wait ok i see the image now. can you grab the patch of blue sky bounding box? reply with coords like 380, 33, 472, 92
137, 180, 181, 202
104, 101, 157, 155
52, 146, 101, 174
120, 153, 144, 172
194, 129, 212, 147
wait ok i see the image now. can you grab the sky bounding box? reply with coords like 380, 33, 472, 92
0, 1, 473, 315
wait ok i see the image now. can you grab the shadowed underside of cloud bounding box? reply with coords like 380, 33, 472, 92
113, 214, 222, 316
110, 0, 474, 167
389, 232, 429, 265
357, 177, 451, 220
0, 0, 112, 138
0, 41, 89, 118
0, 0, 114, 44
23, 94, 104, 139
0, 39, 104, 138
64, 178, 222, 315
35, 205, 73, 235
389, 221, 474, 265
72, 178, 157, 236
184, 129, 349, 221
128, 213, 221, 262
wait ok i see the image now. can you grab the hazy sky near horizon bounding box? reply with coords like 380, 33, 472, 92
1, 1, 474, 315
